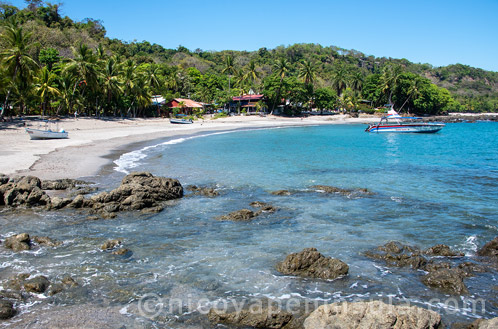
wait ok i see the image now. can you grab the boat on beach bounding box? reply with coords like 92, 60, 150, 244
365, 108, 445, 133
25, 120, 68, 139
169, 118, 193, 124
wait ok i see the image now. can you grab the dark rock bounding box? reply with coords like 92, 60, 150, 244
276, 248, 349, 280
0, 174, 9, 185
458, 262, 487, 277
424, 261, 452, 273
4, 233, 31, 252
33, 236, 62, 247
311, 185, 372, 196
61, 276, 79, 287
4, 273, 30, 291
365, 241, 427, 269
0, 299, 15, 319
41, 178, 89, 190
112, 248, 131, 256
303, 301, 441, 329
424, 244, 464, 257
271, 190, 292, 196
216, 209, 257, 221
186, 185, 219, 197
48, 283, 64, 296
101, 239, 121, 250
250, 201, 278, 213
48, 196, 72, 210
24, 276, 50, 293
477, 237, 498, 259
208, 307, 295, 329
421, 268, 468, 295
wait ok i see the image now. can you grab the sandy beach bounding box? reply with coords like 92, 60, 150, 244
0, 114, 376, 180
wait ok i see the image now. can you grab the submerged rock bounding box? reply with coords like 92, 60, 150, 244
421, 268, 468, 295
112, 248, 131, 256
32, 236, 62, 247
250, 201, 278, 213
477, 236, 498, 259
0, 299, 15, 320
364, 241, 427, 269
216, 209, 257, 222
276, 248, 349, 280
424, 244, 464, 257
310, 185, 372, 196
101, 239, 122, 250
23, 275, 50, 293
303, 301, 441, 329
271, 190, 293, 196
4, 233, 31, 252
186, 185, 219, 197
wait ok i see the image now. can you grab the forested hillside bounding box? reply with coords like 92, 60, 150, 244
1, 1, 497, 118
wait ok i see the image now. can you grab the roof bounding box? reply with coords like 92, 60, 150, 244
232, 94, 264, 101
170, 98, 203, 108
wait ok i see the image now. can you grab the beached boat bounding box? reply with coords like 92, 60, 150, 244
365, 108, 444, 133
25, 121, 68, 140
169, 118, 193, 124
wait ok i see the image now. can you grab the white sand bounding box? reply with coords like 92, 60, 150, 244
0, 114, 376, 180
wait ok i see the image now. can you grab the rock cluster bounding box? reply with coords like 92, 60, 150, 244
3, 233, 61, 252
216, 209, 257, 222
208, 307, 298, 329
0, 175, 50, 207
477, 236, 498, 260
364, 241, 488, 295
186, 185, 219, 197
303, 301, 442, 329
276, 248, 349, 280
311, 185, 371, 196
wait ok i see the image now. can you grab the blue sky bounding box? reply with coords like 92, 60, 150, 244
6, 0, 498, 71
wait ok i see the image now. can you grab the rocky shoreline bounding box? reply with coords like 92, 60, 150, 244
1, 172, 498, 328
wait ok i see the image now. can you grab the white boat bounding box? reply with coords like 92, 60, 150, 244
26, 121, 68, 140
169, 118, 193, 124
365, 108, 444, 133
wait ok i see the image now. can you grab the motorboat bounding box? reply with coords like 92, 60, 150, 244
169, 118, 193, 124
365, 108, 444, 133
26, 120, 68, 139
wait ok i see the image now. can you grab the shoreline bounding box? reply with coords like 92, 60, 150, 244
1, 115, 376, 181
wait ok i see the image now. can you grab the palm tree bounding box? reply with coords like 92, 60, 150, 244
222, 55, 236, 96
56, 71, 79, 115
331, 64, 348, 96
99, 56, 122, 115
64, 43, 98, 112
34, 66, 60, 116
0, 21, 39, 117
298, 59, 317, 86
380, 64, 403, 105
398, 78, 421, 112
349, 71, 364, 92
243, 60, 260, 90
271, 57, 290, 114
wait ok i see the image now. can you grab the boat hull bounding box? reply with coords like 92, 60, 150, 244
365, 123, 445, 133
170, 119, 193, 124
26, 128, 68, 140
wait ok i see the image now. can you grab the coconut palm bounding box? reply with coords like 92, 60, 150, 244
298, 59, 317, 86
349, 71, 364, 92
398, 78, 421, 112
380, 64, 403, 105
64, 43, 98, 104
99, 56, 123, 115
0, 21, 39, 117
222, 55, 236, 95
271, 57, 290, 114
243, 60, 260, 90
34, 66, 60, 116
331, 64, 348, 96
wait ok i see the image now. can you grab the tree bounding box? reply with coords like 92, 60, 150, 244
380, 64, 403, 105
99, 56, 122, 115
222, 54, 236, 96
271, 57, 290, 113
38, 47, 59, 71
298, 59, 317, 110
0, 20, 39, 117
314, 87, 337, 113
34, 66, 60, 116
331, 64, 348, 96
243, 60, 260, 90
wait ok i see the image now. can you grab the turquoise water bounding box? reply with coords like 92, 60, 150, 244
1, 122, 497, 326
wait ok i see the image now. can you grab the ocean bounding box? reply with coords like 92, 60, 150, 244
1, 122, 497, 327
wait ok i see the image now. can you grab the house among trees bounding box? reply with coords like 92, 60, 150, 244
161, 98, 204, 116
230, 93, 265, 114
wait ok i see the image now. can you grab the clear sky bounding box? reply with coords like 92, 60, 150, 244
6, 0, 498, 71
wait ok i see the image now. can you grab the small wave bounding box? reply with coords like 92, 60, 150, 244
461, 235, 478, 256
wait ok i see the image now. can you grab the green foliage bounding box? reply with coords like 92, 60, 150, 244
1, 2, 496, 117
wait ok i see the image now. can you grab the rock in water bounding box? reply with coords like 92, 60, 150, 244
23, 276, 50, 293
208, 307, 295, 329
477, 236, 498, 259
276, 248, 349, 280
421, 268, 469, 295
424, 244, 464, 257
303, 301, 441, 329
216, 209, 257, 221
0, 299, 15, 319
101, 239, 122, 250
4, 233, 31, 252
470, 317, 498, 329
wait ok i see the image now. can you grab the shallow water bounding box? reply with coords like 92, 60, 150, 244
1, 122, 497, 327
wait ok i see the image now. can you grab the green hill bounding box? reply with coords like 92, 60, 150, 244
1, 2, 496, 118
